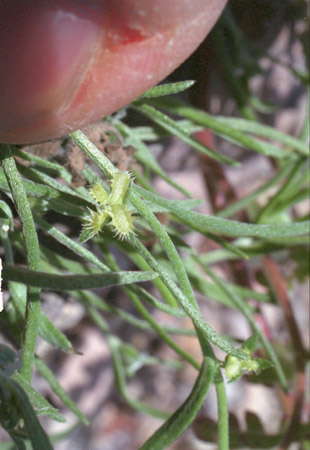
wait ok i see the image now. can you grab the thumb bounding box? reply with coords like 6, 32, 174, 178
0, 0, 227, 144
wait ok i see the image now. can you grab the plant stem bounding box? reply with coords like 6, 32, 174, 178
70, 130, 117, 177
202, 264, 288, 390
215, 371, 229, 450
101, 245, 200, 370
1, 143, 41, 382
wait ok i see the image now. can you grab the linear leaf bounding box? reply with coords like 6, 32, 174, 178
145, 98, 303, 158
35, 358, 89, 425
3, 264, 158, 290
37, 218, 185, 317
134, 186, 309, 239
217, 162, 294, 218
0, 169, 88, 217
130, 234, 249, 360
10, 292, 73, 353
139, 80, 195, 98
139, 357, 216, 450
215, 116, 309, 156
133, 103, 238, 166
7, 379, 54, 450
38, 314, 73, 353
114, 120, 192, 197
129, 121, 202, 141
203, 266, 287, 390
108, 335, 170, 419
11, 373, 65, 422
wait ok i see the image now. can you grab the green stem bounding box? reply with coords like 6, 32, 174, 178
102, 248, 200, 370
130, 234, 248, 360
257, 157, 307, 223
215, 371, 229, 450
138, 356, 217, 450
203, 264, 288, 391
130, 191, 198, 310
217, 161, 293, 219
70, 130, 117, 177
123, 249, 179, 308
1, 144, 41, 382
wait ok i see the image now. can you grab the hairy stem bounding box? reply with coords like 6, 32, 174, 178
1, 143, 41, 382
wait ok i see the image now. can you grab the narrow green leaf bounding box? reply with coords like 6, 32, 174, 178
130, 285, 186, 317
79, 226, 96, 243
117, 242, 179, 309
11, 147, 71, 180
16, 164, 86, 201
108, 335, 170, 420
0, 201, 13, 224
139, 80, 195, 98
7, 379, 54, 450
35, 358, 89, 425
74, 290, 193, 336
215, 116, 309, 156
133, 103, 238, 166
11, 373, 66, 423
36, 216, 110, 272
10, 291, 73, 353
3, 263, 158, 290
145, 198, 203, 213
99, 250, 199, 369
217, 162, 294, 218
130, 121, 202, 141
38, 314, 73, 353
1, 232, 73, 353
203, 266, 287, 390
134, 186, 309, 239
139, 357, 216, 450
70, 130, 117, 178
1, 144, 41, 383
242, 334, 259, 354
257, 158, 308, 223
184, 260, 266, 308
130, 234, 249, 360
146, 98, 303, 158
215, 370, 229, 450
0, 168, 87, 217
37, 219, 184, 317
126, 288, 200, 370
115, 120, 192, 197
192, 255, 274, 304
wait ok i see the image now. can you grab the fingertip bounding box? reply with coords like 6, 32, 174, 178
0, 0, 228, 144
0, 1, 103, 132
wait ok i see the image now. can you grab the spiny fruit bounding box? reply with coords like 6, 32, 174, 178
81, 171, 135, 242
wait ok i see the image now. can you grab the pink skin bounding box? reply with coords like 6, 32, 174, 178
0, 0, 227, 144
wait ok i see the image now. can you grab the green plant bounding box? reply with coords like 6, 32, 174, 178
0, 5, 309, 450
